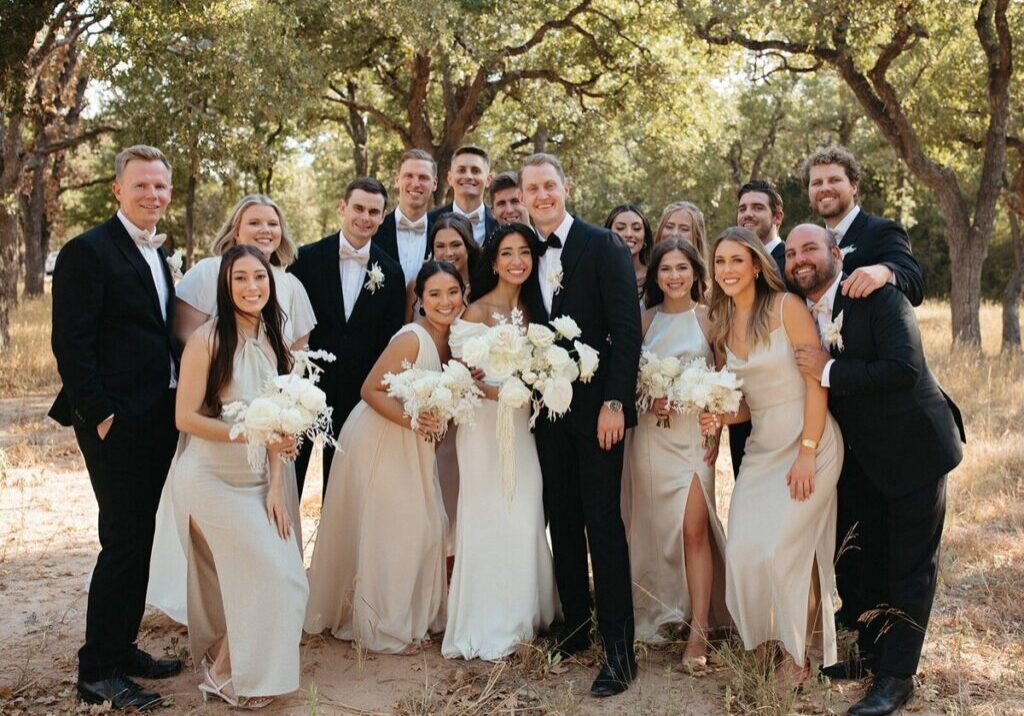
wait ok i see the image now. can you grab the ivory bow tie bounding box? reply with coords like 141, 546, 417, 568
133, 231, 167, 250
464, 210, 482, 225
398, 216, 426, 232
339, 244, 370, 266
810, 299, 831, 316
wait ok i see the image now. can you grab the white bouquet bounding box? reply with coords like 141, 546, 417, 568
670, 358, 744, 447
382, 359, 484, 443
636, 351, 683, 428
221, 349, 337, 471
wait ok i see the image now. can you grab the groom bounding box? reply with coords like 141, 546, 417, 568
520, 153, 642, 697
785, 224, 965, 716
50, 145, 183, 709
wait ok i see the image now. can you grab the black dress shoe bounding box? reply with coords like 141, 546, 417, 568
78, 676, 166, 711
821, 657, 872, 681
123, 648, 183, 679
848, 674, 914, 716
590, 653, 636, 697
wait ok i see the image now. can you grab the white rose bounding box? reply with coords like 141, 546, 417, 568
460, 336, 491, 368
550, 316, 582, 340
243, 398, 281, 433
278, 407, 308, 435
660, 356, 682, 378
499, 376, 532, 409
544, 344, 574, 373
574, 341, 600, 382
527, 324, 556, 348
433, 385, 453, 408
487, 355, 516, 383
541, 377, 573, 415
493, 323, 519, 346
443, 359, 473, 385
298, 384, 327, 413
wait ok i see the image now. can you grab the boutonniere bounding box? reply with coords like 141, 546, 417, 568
548, 265, 564, 295
166, 250, 183, 281
824, 311, 844, 352
364, 262, 385, 294
840, 245, 856, 259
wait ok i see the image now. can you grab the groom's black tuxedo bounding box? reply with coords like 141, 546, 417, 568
525, 216, 642, 663
825, 279, 964, 677
288, 233, 405, 495
49, 214, 180, 682
837, 209, 924, 307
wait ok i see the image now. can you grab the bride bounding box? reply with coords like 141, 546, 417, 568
444, 223, 558, 661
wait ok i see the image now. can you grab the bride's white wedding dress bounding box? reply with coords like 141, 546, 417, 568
442, 319, 558, 660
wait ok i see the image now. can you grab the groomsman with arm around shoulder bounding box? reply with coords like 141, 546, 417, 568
520, 153, 642, 698
427, 145, 498, 246
786, 225, 965, 716
50, 145, 183, 710
289, 177, 406, 497
374, 149, 438, 285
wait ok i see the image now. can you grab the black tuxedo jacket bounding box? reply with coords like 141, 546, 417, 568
524, 217, 642, 432
49, 215, 179, 428
769, 241, 786, 283
839, 210, 924, 307
288, 233, 405, 431
826, 280, 964, 498
373, 210, 431, 267
427, 203, 498, 246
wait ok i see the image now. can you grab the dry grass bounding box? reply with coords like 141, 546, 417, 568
0, 293, 58, 399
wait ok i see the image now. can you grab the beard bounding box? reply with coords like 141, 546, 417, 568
813, 194, 852, 220
788, 258, 838, 296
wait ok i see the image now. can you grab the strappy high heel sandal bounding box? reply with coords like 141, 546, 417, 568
198, 671, 274, 710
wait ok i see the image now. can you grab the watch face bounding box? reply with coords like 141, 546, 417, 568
607, 400, 623, 412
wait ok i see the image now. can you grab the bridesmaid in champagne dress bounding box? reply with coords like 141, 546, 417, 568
626, 240, 729, 661
147, 195, 314, 625
444, 224, 557, 661
304, 262, 465, 654
171, 246, 307, 708
701, 228, 843, 687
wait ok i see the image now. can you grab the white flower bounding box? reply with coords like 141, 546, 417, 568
298, 384, 327, 413
574, 341, 600, 382
364, 262, 385, 294
824, 310, 845, 352
540, 377, 573, 415
527, 324, 556, 348
243, 397, 282, 433
548, 265, 564, 294
550, 315, 582, 340
544, 344, 574, 374
460, 336, 491, 368
278, 407, 308, 435
499, 376, 532, 409
840, 245, 856, 259
166, 250, 183, 281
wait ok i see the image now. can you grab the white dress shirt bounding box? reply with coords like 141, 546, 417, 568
393, 206, 428, 283
116, 210, 177, 388
829, 204, 861, 241
452, 201, 486, 246
806, 272, 843, 388
538, 212, 574, 315
338, 232, 369, 321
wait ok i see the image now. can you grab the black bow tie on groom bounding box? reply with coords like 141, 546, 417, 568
537, 233, 562, 256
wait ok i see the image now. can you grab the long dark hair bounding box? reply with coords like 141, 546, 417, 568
643, 238, 707, 309
415, 260, 466, 299
429, 213, 481, 280
605, 203, 653, 266
203, 245, 292, 416
469, 222, 538, 299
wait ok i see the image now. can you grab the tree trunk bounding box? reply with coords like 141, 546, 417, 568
533, 125, 548, 153
0, 207, 20, 349
1001, 209, 1023, 350
947, 222, 987, 345
19, 162, 47, 297
185, 169, 197, 269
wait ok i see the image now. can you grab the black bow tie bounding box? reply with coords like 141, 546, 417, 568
537, 233, 562, 256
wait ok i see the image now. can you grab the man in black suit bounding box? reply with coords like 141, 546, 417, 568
729, 180, 787, 477
427, 145, 498, 246
787, 224, 964, 716
803, 145, 924, 306
289, 177, 405, 496
520, 153, 642, 697
373, 148, 437, 285
51, 145, 183, 709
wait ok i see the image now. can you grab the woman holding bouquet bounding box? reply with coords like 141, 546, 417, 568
443, 223, 558, 661
304, 261, 464, 654
626, 239, 730, 661
170, 245, 308, 708
701, 227, 843, 686
147, 194, 313, 624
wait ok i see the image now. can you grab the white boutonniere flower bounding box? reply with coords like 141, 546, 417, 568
364, 262, 385, 294
549, 265, 564, 295
840, 245, 856, 259
824, 310, 844, 352
166, 250, 183, 281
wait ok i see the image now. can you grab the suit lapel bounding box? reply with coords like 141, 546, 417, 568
838, 209, 868, 249
374, 212, 399, 262
321, 233, 347, 331
348, 244, 384, 324
109, 217, 165, 323
550, 218, 590, 317
830, 274, 851, 358
157, 247, 176, 323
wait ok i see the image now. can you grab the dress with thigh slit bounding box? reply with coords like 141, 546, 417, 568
724, 296, 843, 667
626, 308, 730, 642
170, 323, 308, 697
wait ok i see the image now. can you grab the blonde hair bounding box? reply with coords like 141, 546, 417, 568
519, 153, 566, 183
114, 145, 171, 179
705, 226, 787, 354
210, 195, 297, 267
655, 201, 706, 257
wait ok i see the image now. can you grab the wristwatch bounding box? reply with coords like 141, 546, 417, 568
604, 400, 623, 413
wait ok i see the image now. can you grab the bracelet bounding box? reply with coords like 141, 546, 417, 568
800, 438, 818, 451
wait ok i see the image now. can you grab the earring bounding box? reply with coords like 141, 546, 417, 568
418, 306, 426, 317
